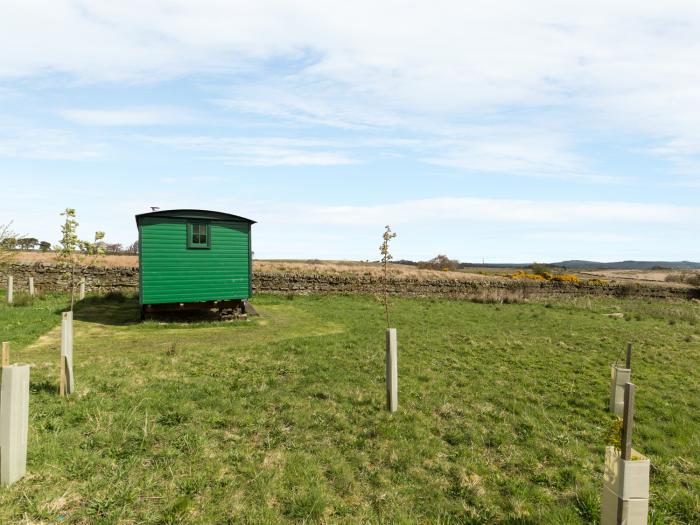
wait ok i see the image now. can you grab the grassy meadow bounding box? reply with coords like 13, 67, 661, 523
0, 290, 698, 523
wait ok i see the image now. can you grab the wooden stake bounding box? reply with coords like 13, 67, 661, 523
28, 276, 34, 296
2, 341, 9, 367
625, 343, 632, 370
7, 275, 13, 304
621, 382, 635, 461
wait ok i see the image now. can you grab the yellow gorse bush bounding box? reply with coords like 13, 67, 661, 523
510, 270, 548, 281
550, 274, 580, 284
510, 270, 581, 284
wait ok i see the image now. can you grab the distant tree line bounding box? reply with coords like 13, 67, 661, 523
398, 257, 569, 273
0, 236, 138, 254
0, 237, 52, 251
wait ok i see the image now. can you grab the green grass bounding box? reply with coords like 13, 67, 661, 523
0, 291, 68, 349
0, 292, 699, 523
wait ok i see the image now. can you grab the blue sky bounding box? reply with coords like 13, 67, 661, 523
1, 1, 699, 262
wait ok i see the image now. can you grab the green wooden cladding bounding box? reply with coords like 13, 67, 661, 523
136, 210, 255, 305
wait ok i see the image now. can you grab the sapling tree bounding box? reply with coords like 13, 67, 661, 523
380, 225, 397, 328
380, 225, 399, 412
55, 208, 105, 310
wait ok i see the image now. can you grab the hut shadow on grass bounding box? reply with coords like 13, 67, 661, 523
70, 292, 142, 326
143, 309, 226, 323
68, 292, 242, 326
69, 292, 241, 325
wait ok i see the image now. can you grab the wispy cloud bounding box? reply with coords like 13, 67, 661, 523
136, 135, 359, 166
249, 197, 700, 226
523, 232, 653, 243
2, 2, 699, 261
160, 175, 226, 184
134, 128, 620, 182
419, 127, 624, 182
4, 2, 700, 180
231, 196, 700, 260
58, 106, 197, 126
0, 127, 104, 160
214, 85, 404, 130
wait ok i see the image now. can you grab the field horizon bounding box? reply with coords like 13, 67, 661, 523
6, 252, 700, 289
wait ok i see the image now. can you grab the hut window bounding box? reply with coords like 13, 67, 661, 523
187, 223, 211, 249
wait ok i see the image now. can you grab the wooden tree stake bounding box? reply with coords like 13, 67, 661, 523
7, 275, 13, 304
2, 341, 9, 367
625, 343, 632, 370
28, 276, 34, 296
621, 382, 635, 461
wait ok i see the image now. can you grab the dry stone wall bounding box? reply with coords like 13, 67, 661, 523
1, 263, 698, 301
253, 272, 700, 300
1, 263, 138, 294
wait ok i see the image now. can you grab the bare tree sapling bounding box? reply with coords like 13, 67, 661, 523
55, 208, 105, 310
380, 225, 397, 328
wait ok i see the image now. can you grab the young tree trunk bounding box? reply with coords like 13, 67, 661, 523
70, 261, 76, 311
383, 260, 389, 327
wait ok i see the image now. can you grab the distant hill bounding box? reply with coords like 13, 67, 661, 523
550, 260, 700, 270
453, 260, 700, 270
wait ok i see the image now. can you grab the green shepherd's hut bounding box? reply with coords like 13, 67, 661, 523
135, 209, 256, 318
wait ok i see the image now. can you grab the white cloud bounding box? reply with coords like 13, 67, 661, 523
4, 184, 696, 260
134, 128, 612, 179
0, 127, 105, 160
2, 2, 699, 114
246, 197, 700, 226
58, 106, 197, 126
4, 1, 700, 179
419, 126, 625, 182
237, 196, 700, 260
523, 232, 652, 243
136, 135, 359, 166
214, 85, 405, 130
160, 175, 226, 184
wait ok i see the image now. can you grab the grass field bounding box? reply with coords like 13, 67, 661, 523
0, 291, 698, 523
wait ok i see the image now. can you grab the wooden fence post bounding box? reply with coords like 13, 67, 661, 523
6, 275, 13, 304
625, 343, 632, 370
29, 276, 35, 296
621, 382, 635, 461
386, 328, 398, 412
2, 341, 9, 367
0, 364, 30, 485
